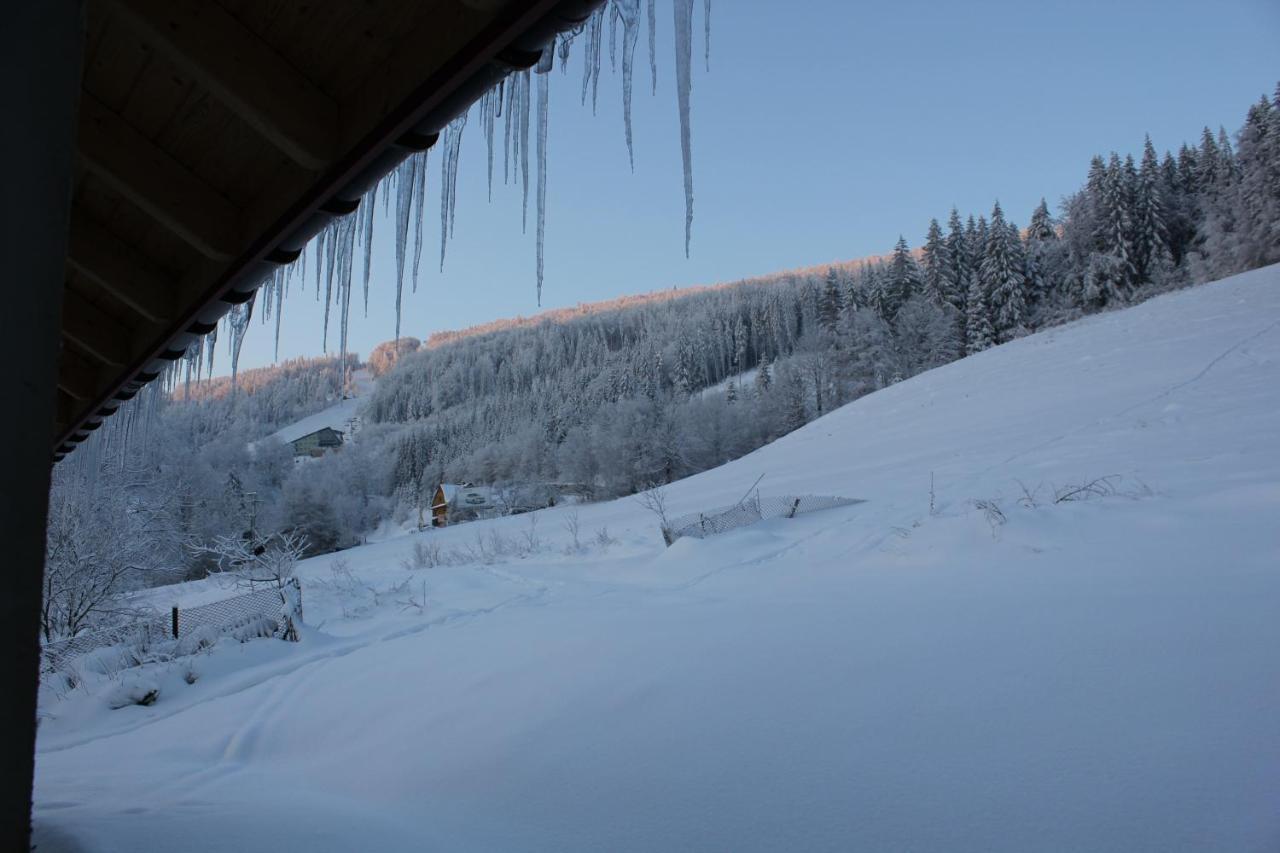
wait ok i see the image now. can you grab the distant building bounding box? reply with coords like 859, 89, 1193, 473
289, 426, 344, 457
430, 483, 558, 527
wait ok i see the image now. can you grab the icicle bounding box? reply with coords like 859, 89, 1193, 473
647, 0, 657, 95
581, 7, 605, 113
519, 70, 531, 232
360, 185, 377, 315
609, 3, 620, 73
504, 75, 515, 186
335, 214, 358, 385
536, 42, 553, 305
673, 0, 695, 257
439, 111, 468, 272
618, 0, 641, 170
272, 268, 285, 361
558, 23, 579, 72
227, 292, 256, 388
204, 324, 218, 380
411, 148, 429, 290
482, 89, 496, 202
322, 219, 339, 350
704, 0, 711, 71
182, 342, 198, 401
392, 154, 416, 341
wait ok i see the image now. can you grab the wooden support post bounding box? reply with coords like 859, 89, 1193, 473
171, 606, 179, 639
0, 2, 84, 847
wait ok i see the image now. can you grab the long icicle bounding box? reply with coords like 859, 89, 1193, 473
519, 69, 531, 232
674, 0, 695, 257
536, 39, 554, 305
360, 185, 377, 315
440, 111, 468, 272
411, 148, 429, 289
392, 154, 416, 341
482, 88, 497, 202
272, 268, 285, 361
618, 0, 641, 170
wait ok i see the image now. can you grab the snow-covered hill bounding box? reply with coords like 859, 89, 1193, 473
35, 266, 1280, 852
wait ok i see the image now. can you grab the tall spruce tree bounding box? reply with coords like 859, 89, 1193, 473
920, 218, 950, 307
1134, 135, 1173, 285
818, 267, 842, 336
980, 202, 1028, 340
943, 208, 968, 313
886, 236, 921, 319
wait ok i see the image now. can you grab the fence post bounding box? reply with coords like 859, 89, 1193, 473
171, 606, 179, 639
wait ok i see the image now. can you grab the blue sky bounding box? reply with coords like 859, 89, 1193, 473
230, 0, 1279, 374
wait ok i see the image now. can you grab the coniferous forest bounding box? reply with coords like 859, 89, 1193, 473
47, 86, 1280, 613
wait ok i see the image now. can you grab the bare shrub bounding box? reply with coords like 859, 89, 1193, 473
521, 514, 541, 555
398, 580, 428, 614
594, 526, 617, 548
1053, 475, 1120, 504
564, 512, 582, 554
1016, 480, 1043, 508
972, 498, 1006, 538
403, 539, 445, 571
635, 486, 673, 545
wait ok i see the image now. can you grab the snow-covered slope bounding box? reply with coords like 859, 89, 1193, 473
35, 266, 1280, 852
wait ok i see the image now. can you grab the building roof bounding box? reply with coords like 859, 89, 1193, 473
55, 0, 602, 460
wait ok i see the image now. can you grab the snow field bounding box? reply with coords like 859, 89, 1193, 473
34, 264, 1280, 852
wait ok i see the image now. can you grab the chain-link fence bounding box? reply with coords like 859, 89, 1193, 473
41, 579, 302, 674
665, 494, 864, 544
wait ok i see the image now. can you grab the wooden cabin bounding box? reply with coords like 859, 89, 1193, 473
430, 483, 559, 527
431, 484, 497, 527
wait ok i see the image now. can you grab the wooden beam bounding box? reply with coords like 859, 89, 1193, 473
342, 2, 492, 149
66, 212, 175, 322
77, 92, 241, 260
62, 288, 133, 367
100, 0, 339, 170
56, 345, 105, 402
56, 391, 77, 439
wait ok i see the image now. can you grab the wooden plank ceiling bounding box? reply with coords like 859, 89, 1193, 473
57, 0, 597, 459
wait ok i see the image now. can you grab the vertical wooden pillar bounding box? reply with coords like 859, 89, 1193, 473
0, 2, 84, 847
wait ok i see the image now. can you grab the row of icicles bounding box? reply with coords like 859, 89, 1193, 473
183, 0, 710, 396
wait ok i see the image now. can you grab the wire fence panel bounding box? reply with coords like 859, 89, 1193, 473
42, 580, 301, 674
40, 618, 172, 673
666, 494, 864, 543
176, 587, 288, 637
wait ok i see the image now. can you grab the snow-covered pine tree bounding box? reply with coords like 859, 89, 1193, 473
920, 218, 950, 307
1027, 198, 1055, 242
964, 270, 995, 354
754, 356, 772, 396
1101, 153, 1138, 294
886, 236, 921, 319
1228, 94, 1280, 269
979, 202, 1028, 341
943, 207, 968, 313
1134, 135, 1173, 286
1023, 198, 1058, 307
818, 267, 842, 336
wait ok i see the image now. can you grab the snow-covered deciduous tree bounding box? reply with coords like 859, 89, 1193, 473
198, 530, 309, 592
